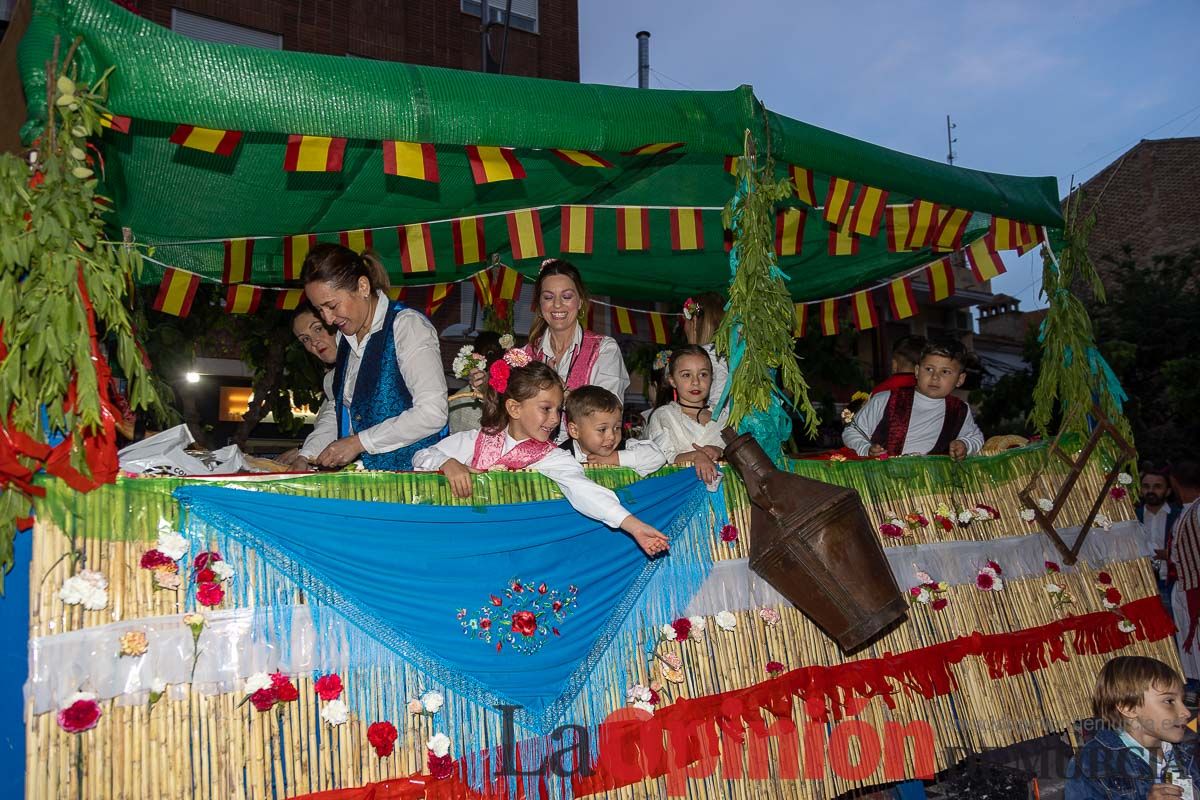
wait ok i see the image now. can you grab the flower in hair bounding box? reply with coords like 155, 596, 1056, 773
652, 350, 671, 371
488, 360, 511, 394
681, 298, 700, 320
499, 333, 515, 350
503, 348, 531, 368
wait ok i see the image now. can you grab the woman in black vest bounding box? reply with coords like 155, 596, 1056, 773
301, 244, 447, 470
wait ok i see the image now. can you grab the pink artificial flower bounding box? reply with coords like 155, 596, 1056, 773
1045, 561, 1061, 573
57, 697, 102, 733
249, 688, 277, 712
765, 661, 785, 675
140, 549, 174, 570
428, 752, 455, 780
1110, 486, 1128, 501
976, 572, 995, 591
196, 581, 224, 607
931, 598, 949, 611
987, 560, 1003, 575
193, 551, 222, 570
879, 523, 905, 539
719, 524, 739, 543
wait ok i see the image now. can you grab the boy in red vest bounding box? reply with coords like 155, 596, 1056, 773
842, 338, 984, 460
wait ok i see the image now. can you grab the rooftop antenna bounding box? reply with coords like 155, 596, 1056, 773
946, 114, 958, 165
636, 31, 651, 89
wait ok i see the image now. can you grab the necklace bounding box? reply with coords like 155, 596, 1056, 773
677, 399, 708, 410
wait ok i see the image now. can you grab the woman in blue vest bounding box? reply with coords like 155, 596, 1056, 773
300, 243, 448, 470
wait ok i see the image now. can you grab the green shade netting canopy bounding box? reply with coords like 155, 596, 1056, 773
18, 0, 1062, 301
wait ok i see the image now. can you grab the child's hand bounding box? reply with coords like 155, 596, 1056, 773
441, 458, 480, 498
868, 444, 886, 457
1147, 784, 1182, 800
621, 516, 670, 557
692, 452, 719, 484
586, 452, 621, 467
948, 439, 968, 461
692, 443, 723, 461
468, 368, 488, 392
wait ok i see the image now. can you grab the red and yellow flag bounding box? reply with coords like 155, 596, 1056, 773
506, 209, 545, 260
398, 223, 436, 274
100, 113, 131, 133
885, 205, 915, 252
452, 216, 487, 266
382, 141, 438, 181
225, 284, 262, 315
222, 238, 254, 284
616, 207, 650, 251
283, 234, 316, 281
905, 200, 941, 250
822, 177, 857, 228
612, 306, 636, 336
425, 283, 453, 317
275, 288, 305, 311
493, 265, 524, 304
648, 312, 669, 345
793, 303, 808, 337
583, 302, 595, 330
818, 299, 839, 336
466, 146, 526, 184
471, 270, 495, 308
339, 229, 374, 253
789, 165, 816, 206
775, 208, 805, 257
932, 207, 971, 252
669, 208, 705, 251
887, 277, 919, 320
151, 268, 201, 318
622, 142, 683, 156
850, 290, 879, 331
828, 224, 859, 256
560, 205, 595, 254
925, 257, 956, 302
848, 186, 889, 238
989, 217, 1021, 250
1016, 223, 1043, 255
386, 286, 408, 302
966, 236, 1007, 282
551, 149, 612, 168
724, 156, 741, 176
284, 135, 347, 172
169, 124, 242, 156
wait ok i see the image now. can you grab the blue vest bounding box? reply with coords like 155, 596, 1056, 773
332, 300, 439, 471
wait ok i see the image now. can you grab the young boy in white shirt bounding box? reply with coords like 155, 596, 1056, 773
563, 386, 667, 477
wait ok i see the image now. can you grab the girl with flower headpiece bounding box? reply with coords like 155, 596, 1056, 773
413, 351, 670, 557
681, 292, 730, 424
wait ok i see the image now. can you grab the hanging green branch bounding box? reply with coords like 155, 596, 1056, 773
715, 130, 819, 447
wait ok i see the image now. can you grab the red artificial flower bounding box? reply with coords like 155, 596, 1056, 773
1045, 561, 1061, 573
909, 586, 923, 597
57, 698, 102, 733
1097, 571, 1113, 585
479, 618, 492, 631
647, 687, 660, 705
934, 515, 953, 532
314, 674, 343, 701
271, 673, 298, 703
880, 523, 905, 539
488, 360, 511, 394
193, 551, 222, 570
1105, 587, 1123, 605
428, 752, 455, 780
140, 549, 174, 570
765, 661, 785, 675
511, 610, 537, 637
1110, 487, 1128, 501
987, 560, 1003, 575
671, 617, 692, 641
197, 581, 225, 607
931, 598, 949, 611
250, 688, 277, 712
367, 721, 399, 757
490, 595, 503, 606
551, 600, 563, 612
975, 572, 995, 591
29, 171, 45, 190
195, 568, 216, 583
511, 581, 523, 593
537, 583, 547, 594
719, 524, 739, 543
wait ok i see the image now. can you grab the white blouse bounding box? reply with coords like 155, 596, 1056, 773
301, 291, 448, 459
537, 324, 629, 400
701, 343, 731, 425
412, 429, 631, 529
645, 402, 726, 465
563, 438, 668, 477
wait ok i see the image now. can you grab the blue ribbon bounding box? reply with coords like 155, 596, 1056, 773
1086, 347, 1128, 411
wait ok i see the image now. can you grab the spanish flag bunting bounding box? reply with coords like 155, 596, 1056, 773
551, 149, 613, 168
850, 290, 879, 331
822, 177, 857, 228
669, 208, 705, 251
382, 141, 439, 181
818, 298, 839, 336
284, 134, 347, 172
471, 270, 495, 307
775, 208, 806, 257
506, 209, 545, 260
222, 238, 254, 284
887, 276, 919, 320
466, 145, 526, 184
493, 265, 524, 304
283, 234, 316, 281
932, 207, 971, 252
848, 186, 889, 238
151, 268, 201, 318
966, 236, 1007, 282
793, 303, 808, 337
1015, 223, 1044, 255
616, 207, 650, 251
989, 216, 1021, 250
583, 302, 595, 330
99, 113, 131, 133
169, 124, 243, 156
621, 142, 683, 156
724, 156, 740, 176
648, 311, 669, 345
224, 284, 262, 315
789, 165, 816, 206
885, 205, 915, 252
398, 223, 436, 274
452, 216, 487, 266
612, 306, 636, 336
339, 228, 374, 253
905, 200, 941, 250
275, 288, 305, 311
560, 205, 595, 254
925, 257, 956, 302
828, 224, 859, 256
425, 283, 453, 317
386, 286, 408, 301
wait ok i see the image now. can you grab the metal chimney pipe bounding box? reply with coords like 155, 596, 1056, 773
636, 31, 650, 89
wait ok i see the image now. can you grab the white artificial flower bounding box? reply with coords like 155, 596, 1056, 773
427, 732, 451, 758
1117, 472, 1133, 486
714, 611, 737, 631
211, 561, 234, 581
63, 691, 98, 707
59, 570, 109, 611
688, 616, 705, 631
499, 334, 515, 350
626, 684, 651, 704
420, 690, 444, 714
1103, 599, 1119, 610
1094, 513, 1113, 531
1045, 583, 1063, 595
1117, 620, 1136, 633
957, 510, 974, 525
914, 587, 932, 604
1020, 509, 1037, 522
155, 528, 188, 562
321, 699, 349, 726
992, 578, 1005, 592
632, 701, 655, 715
1036, 498, 1054, 512
151, 678, 167, 694
660, 624, 677, 641
244, 672, 273, 694
979, 566, 999, 580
